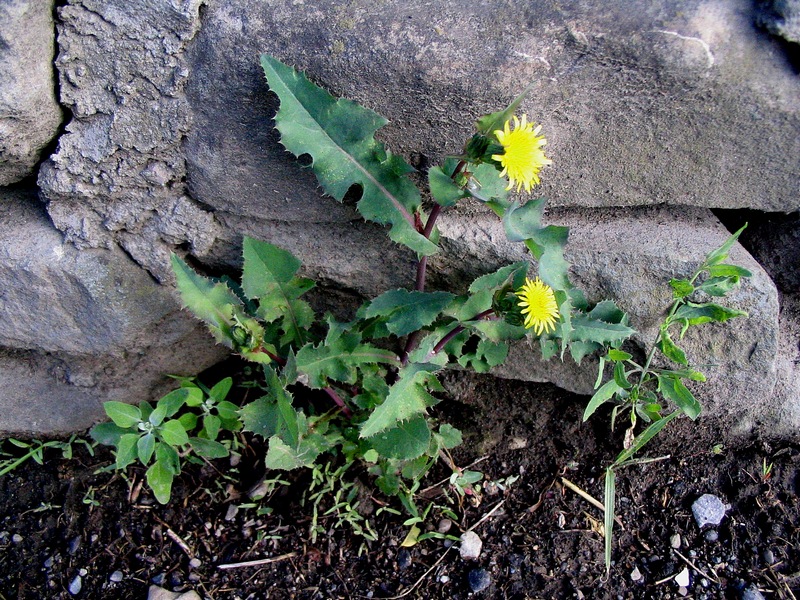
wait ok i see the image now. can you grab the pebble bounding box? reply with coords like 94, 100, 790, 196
68, 535, 82, 555
439, 574, 450, 584
741, 584, 766, 600
224, 504, 238, 521
397, 548, 412, 570
110, 570, 124, 582
762, 549, 775, 565
68, 575, 82, 596
670, 533, 681, 549
704, 529, 719, 542
11, 533, 23, 544
437, 518, 452, 534
630, 566, 643, 582
467, 568, 492, 593
189, 557, 202, 569
692, 494, 728, 528
44, 557, 54, 569
674, 567, 690, 587
459, 531, 482, 560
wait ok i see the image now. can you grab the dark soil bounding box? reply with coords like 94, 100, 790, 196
1, 372, 798, 600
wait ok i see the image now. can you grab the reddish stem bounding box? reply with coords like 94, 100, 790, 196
324, 386, 353, 418
428, 309, 497, 359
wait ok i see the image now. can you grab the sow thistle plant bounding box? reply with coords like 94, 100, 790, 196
90, 54, 750, 567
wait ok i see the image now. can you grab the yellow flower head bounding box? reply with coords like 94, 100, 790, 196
516, 277, 560, 335
492, 115, 552, 193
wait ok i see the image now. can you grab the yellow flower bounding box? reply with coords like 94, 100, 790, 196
492, 115, 552, 192
516, 277, 560, 335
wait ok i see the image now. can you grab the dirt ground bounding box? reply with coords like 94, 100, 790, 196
0, 369, 798, 600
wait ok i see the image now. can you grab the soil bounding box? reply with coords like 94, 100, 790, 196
1, 370, 798, 600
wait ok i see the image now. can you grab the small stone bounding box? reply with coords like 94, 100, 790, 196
189, 557, 202, 569
11, 533, 23, 544
670, 533, 681, 549
110, 570, 124, 582
150, 572, 166, 586
467, 568, 491, 593
44, 557, 54, 569
692, 494, 728, 528
762, 549, 775, 565
439, 574, 450, 584
459, 531, 482, 560
630, 566, 643, 582
68, 535, 82, 555
224, 504, 238, 521
704, 529, 719, 542
68, 575, 82, 596
397, 548, 412, 570
437, 518, 452, 534
675, 567, 690, 587
741, 584, 766, 600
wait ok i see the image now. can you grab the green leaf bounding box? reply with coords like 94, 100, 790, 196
583, 379, 622, 421
115, 433, 140, 470
156, 442, 181, 474
260, 54, 437, 257
189, 437, 230, 459
658, 326, 688, 366
149, 404, 167, 427
458, 339, 508, 373
705, 264, 752, 278
658, 376, 701, 420
158, 387, 200, 417
614, 410, 681, 465
607, 349, 632, 362
571, 314, 636, 345
296, 323, 398, 388
669, 278, 694, 299
475, 84, 534, 135
160, 420, 190, 446
468, 262, 529, 294
672, 302, 747, 326
240, 395, 281, 438
171, 254, 241, 345
177, 412, 199, 432
613, 361, 632, 390
146, 460, 174, 504
604, 467, 615, 576
209, 377, 233, 403
465, 162, 512, 204
264, 434, 329, 470
428, 165, 467, 208
703, 224, 747, 267
243, 237, 316, 346
203, 414, 221, 441
436, 424, 463, 449
137, 433, 155, 465
364, 289, 454, 338
90, 422, 129, 447
216, 401, 240, 422
360, 363, 441, 438
368, 416, 431, 460
697, 276, 740, 297
104, 401, 141, 429
570, 340, 601, 364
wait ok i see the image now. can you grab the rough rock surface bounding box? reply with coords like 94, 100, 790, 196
0, 0, 63, 185
437, 205, 784, 438
757, 0, 800, 43
0, 187, 225, 433
16, 0, 799, 437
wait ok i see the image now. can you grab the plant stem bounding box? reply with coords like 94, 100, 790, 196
323, 386, 352, 418
427, 309, 496, 360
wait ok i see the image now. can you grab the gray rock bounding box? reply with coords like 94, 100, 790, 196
0, 1, 63, 185
459, 531, 483, 560
109, 570, 124, 583
0, 187, 225, 434
68, 574, 81, 596
692, 494, 729, 528
467, 568, 492, 593
441, 206, 785, 439
741, 584, 767, 600
147, 586, 202, 600
756, 0, 800, 44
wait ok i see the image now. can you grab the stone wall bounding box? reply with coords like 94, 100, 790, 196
0, 0, 797, 437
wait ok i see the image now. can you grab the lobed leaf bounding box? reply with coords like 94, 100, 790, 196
571, 314, 636, 346
261, 54, 437, 256
368, 416, 432, 460
360, 363, 441, 438
672, 302, 747, 326
364, 289, 454, 338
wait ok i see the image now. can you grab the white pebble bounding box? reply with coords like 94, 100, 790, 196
109, 570, 124, 582
630, 566, 643, 582
189, 557, 202, 569
12, 533, 23, 543
68, 575, 82, 596
670, 533, 681, 549
674, 567, 691, 587
459, 531, 483, 560
692, 494, 728, 528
